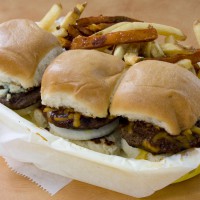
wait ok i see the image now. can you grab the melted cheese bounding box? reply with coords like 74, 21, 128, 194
142, 139, 160, 153
73, 113, 81, 128
136, 149, 148, 160
67, 113, 73, 119
54, 117, 68, 122
43, 107, 54, 112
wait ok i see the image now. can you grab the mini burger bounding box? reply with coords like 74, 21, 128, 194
40, 49, 125, 155
110, 60, 200, 158
0, 19, 63, 115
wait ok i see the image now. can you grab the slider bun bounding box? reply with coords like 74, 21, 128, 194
110, 60, 200, 135
41, 50, 125, 117
0, 19, 63, 89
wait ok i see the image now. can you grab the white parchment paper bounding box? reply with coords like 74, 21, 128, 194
0, 103, 200, 198
3, 156, 72, 195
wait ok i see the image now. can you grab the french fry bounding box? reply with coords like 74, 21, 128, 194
126, 44, 140, 54
76, 16, 141, 26
99, 22, 186, 41
38, 3, 62, 31
151, 41, 165, 57
68, 25, 82, 38
113, 44, 130, 59
48, 22, 58, 32
87, 23, 114, 32
71, 27, 158, 49
164, 35, 177, 44
76, 25, 94, 36
95, 22, 130, 35
124, 45, 140, 65
145, 49, 200, 64
161, 43, 191, 56
143, 42, 152, 57
124, 53, 140, 65
60, 2, 87, 30
176, 59, 196, 74
57, 37, 71, 49
52, 28, 68, 37
193, 20, 200, 47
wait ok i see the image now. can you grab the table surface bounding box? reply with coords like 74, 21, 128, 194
1, 0, 200, 199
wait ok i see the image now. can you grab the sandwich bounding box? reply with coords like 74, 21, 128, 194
40, 49, 125, 155
0, 19, 63, 115
110, 60, 200, 159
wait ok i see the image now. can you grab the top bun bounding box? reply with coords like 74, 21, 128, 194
110, 60, 200, 135
41, 50, 125, 118
0, 19, 62, 89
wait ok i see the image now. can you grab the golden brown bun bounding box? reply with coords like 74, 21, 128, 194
41, 50, 125, 118
0, 19, 62, 88
110, 60, 200, 135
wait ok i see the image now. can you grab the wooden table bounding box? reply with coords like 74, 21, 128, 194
1, 0, 200, 199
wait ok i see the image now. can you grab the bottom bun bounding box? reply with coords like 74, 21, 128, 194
121, 139, 166, 162
70, 130, 121, 155
49, 119, 119, 140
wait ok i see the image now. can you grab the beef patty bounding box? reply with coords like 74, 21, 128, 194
43, 107, 116, 130
0, 87, 41, 110
120, 119, 200, 154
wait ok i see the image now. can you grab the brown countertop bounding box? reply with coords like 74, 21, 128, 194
0, 0, 200, 199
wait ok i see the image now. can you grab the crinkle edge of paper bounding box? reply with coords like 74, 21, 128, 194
3, 156, 72, 195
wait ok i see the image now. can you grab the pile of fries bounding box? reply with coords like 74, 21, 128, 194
38, 2, 200, 77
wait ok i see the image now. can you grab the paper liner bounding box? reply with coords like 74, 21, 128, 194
0, 103, 200, 198
3, 156, 72, 195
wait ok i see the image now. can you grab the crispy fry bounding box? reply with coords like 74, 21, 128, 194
99, 22, 186, 41
193, 20, 200, 46
58, 37, 71, 49
87, 23, 114, 32
38, 3, 62, 31
145, 49, 200, 64
76, 25, 94, 36
68, 25, 82, 38
71, 27, 158, 49
60, 2, 87, 30
76, 16, 141, 26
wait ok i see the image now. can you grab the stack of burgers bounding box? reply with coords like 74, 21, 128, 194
1, 19, 200, 161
